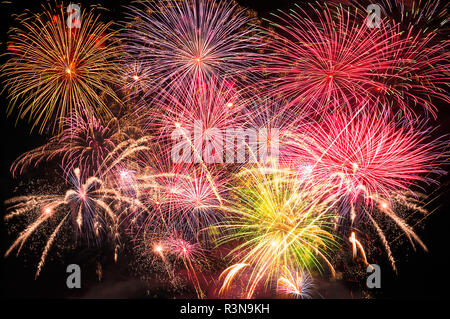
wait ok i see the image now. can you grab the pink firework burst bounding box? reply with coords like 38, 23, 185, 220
131, 149, 227, 241
150, 76, 250, 165
11, 114, 117, 179
164, 235, 206, 262
282, 107, 447, 206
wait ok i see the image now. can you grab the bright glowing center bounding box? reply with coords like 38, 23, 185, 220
304, 165, 313, 174
79, 188, 86, 200
193, 56, 204, 65
120, 170, 129, 179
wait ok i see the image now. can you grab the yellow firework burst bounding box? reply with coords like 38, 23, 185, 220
1, 4, 121, 133
217, 162, 338, 298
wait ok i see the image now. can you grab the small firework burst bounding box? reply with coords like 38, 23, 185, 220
134, 149, 226, 240
277, 266, 315, 299
11, 114, 118, 178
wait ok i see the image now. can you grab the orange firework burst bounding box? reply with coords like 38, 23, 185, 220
1, 4, 121, 133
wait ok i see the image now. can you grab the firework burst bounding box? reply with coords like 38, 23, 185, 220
217, 163, 338, 298
4, 167, 139, 277
262, 2, 450, 117
276, 266, 315, 299
261, 4, 396, 113
121, 0, 261, 93
283, 109, 446, 206
1, 4, 121, 133
282, 108, 447, 270
133, 149, 226, 241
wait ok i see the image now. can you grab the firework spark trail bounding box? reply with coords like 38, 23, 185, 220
4, 197, 66, 257
349, 231, 370, 266
35, 213, 69, 278
4, 168, 140, 276
95, 136, 153, 178
367, 213, 397, 272
219, 263, 249, 296
165, 236, 207, 298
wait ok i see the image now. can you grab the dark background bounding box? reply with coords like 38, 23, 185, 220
0, 0, 449, 300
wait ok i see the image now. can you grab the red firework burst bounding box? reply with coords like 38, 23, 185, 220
261, 3, 449, 117
262, 4, 396, 113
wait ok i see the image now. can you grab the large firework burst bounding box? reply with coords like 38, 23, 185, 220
261, 4, 396, 113
283, 109, 446, 206
121, 0, 261, 93
282, 108, 447, 270
217, 163, 338, 298
262, 3, 449, 117
1, 4, 121, 133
